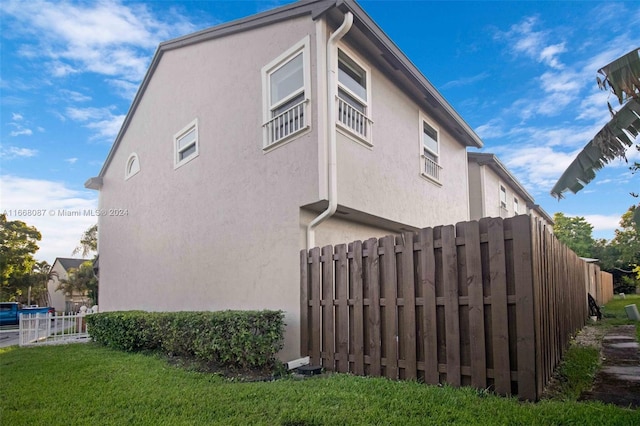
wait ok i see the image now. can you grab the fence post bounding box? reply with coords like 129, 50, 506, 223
507, 215, 537, 400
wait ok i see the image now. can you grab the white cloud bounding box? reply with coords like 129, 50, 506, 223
65, 106, 124, 140
567, 213, 621, 235
11, 113, 23, 121
9, 128, 33, 137
1, 146, 38, 159
441, 72, 490, 89
65, 157, 78, 164
1, 0, 198, 90
0, 175, 98, 263
539, 43, 566, 69
59, 89, 91, 103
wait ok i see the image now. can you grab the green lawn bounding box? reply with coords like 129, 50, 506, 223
2, 342, 638, 425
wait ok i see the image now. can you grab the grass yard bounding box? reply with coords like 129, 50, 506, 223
2, 342, 639, 425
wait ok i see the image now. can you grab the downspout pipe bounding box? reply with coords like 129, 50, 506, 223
307, 11, 353, 250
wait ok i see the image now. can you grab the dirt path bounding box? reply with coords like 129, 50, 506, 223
580, 325, 640, 409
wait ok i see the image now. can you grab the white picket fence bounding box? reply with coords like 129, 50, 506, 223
19, 308, 96, 347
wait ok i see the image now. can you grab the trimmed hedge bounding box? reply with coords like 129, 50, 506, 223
86, 310, 285, 369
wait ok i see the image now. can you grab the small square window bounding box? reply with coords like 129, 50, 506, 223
174, 119, 199, 169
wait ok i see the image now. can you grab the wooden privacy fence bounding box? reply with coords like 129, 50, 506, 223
585, 264, 613, 307
300, 215, 589, 401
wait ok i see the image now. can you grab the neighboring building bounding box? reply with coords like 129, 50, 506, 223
86, 0, 494, 360
467, 152, 554, 230
48, 258, 91, 313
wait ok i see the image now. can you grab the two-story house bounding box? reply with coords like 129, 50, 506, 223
48, 257, 92, 313
467, 152, 554, 229
86, 0, 487, 360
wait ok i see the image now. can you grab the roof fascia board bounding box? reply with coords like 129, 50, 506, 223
339, 0, 482, 148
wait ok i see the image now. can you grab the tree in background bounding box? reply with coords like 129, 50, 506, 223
26, 261, 57, 306
72, 224, 97, 257
57, 261, 98, 306
0, 214, 41, 301
552, 212, 596, 258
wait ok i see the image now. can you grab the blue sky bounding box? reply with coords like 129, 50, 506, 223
1, 0, 639, 263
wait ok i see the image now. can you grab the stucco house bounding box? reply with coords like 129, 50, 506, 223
467, 152, 554, 229
83, 0, 551, 360
48, 257, 91, 313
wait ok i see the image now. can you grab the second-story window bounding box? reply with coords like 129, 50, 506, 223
500, 185, 507, 209
337, 48, 372, 143
421, 119, 442, 182
514, 197, 519, 214
262, 37, 310, 149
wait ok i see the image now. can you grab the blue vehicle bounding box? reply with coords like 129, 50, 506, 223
0, 302, 55, 326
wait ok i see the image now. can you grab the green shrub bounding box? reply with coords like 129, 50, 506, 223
86, 310, 284, 369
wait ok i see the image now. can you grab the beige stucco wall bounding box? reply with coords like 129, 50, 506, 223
469, 163, 526, 220
467, 161, 484, 220
98, 16, 320, 360
97, 15, 476, 361
334, 41, 470, 228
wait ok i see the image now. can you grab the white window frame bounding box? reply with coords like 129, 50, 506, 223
419, 112, 442, 183
513, 197, 519, 214
261, 36, 311, 150
336, 45, 372, 145
174, 119, 199, 169
125, 153, 140, 180
499, 184, 508, 209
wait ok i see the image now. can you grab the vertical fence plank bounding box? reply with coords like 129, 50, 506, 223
418, 228, 439, 385
321, 245, 335, 371
507, 216, 536, 400
335, 244, 349, 373
351, 241, 365, 375
440, 225, 461, 386
309, 247, 321, 366
381, 235, 398, 379
401, 232, 417, 379
364, 238, 381, 376
481, 217, 511, 395
457, 221, 486, 389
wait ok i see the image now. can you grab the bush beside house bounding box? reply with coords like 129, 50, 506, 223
86, 310, 285, 369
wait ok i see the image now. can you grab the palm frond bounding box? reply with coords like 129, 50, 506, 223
597, 48, 640, 104
551, 99, 640, 199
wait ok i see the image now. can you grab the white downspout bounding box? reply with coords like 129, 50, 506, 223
307, 11, 353, 250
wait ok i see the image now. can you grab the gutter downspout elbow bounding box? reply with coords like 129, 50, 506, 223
307, 11, 353, 250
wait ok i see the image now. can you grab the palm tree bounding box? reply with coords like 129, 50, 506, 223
29, 261, 57, 306
56, 261, 97, 307
551, 48, 640, 199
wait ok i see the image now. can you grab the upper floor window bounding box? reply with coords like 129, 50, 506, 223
420, 117, 442, 182
125, 153, 140, 180
500, 185, 507, 209
174, 119, 199, 169
337, 48, 372, 143
262, 36, 310, 149
513, 197, 519, 214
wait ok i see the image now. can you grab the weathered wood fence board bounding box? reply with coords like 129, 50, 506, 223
301, 215, 592, 401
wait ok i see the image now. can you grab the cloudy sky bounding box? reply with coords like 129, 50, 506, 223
1, 0, 639, 263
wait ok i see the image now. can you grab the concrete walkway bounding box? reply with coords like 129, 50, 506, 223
580, 325, 640, 408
